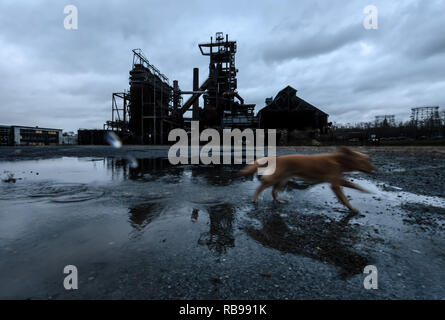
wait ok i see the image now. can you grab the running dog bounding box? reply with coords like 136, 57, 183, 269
239, 147, 376, 213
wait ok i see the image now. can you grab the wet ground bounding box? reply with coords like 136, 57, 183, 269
0, 146, 444, 299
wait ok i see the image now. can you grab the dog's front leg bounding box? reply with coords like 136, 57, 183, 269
340, 179, 371, 193
272, 184, 286, 203
331, 184, 359, 214
271, 178, 288, 204
253, 181, 272, 203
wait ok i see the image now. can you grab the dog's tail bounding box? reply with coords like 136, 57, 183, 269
238, 157, 269, 177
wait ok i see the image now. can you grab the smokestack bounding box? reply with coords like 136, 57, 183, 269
173, 80, 179, 109
193, 68, 199, 121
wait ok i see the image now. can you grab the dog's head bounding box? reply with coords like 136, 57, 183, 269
339, 146, 376, 174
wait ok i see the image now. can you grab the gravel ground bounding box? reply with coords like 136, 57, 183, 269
0, 145, 444, 299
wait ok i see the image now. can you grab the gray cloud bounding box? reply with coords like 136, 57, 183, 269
262, 23, 366, 62
0, 0, 444, 131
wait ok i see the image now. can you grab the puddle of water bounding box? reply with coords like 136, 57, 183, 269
0, 157, 111, 184
340, 178, 445, 209
0, 155, 444, 296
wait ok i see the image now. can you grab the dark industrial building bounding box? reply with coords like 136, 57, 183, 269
0, 126, 10, 146
258, 86, 328, 133
78, 33, 329, 146
96, 32, 256, 145
77, 129, 112, 145
0, 125, 62, 146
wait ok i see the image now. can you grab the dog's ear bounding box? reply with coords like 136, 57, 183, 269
339, 146, 354, 155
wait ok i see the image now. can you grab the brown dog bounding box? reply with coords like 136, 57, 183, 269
239, 146, 376, 213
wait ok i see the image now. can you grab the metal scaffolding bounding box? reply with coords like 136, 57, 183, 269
198, 32, 254, 128
128, 49, 176, 144
104, 33, 256, 144
104, 91, 130, 132
411, 106, 440, 128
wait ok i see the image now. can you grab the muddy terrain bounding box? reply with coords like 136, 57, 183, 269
0, 145, 444, 299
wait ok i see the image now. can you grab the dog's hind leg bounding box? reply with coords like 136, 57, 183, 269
253, 181, 273, 203
272, 181, 287, 203
331, 184, 359, 214
341, 179, 371, 193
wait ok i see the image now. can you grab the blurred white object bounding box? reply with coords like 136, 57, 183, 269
105, 132, 122, 148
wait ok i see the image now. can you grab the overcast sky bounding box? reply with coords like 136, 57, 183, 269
1, 0, 444, 131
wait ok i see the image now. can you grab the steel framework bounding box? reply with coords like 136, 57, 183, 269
104, 91, 130, 132
411, 106, 440, 128
128, 49, 176, 144
105, 33, 256, 144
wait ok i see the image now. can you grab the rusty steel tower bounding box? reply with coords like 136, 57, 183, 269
176, 32, 255, 129
105, 33, 256, 144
